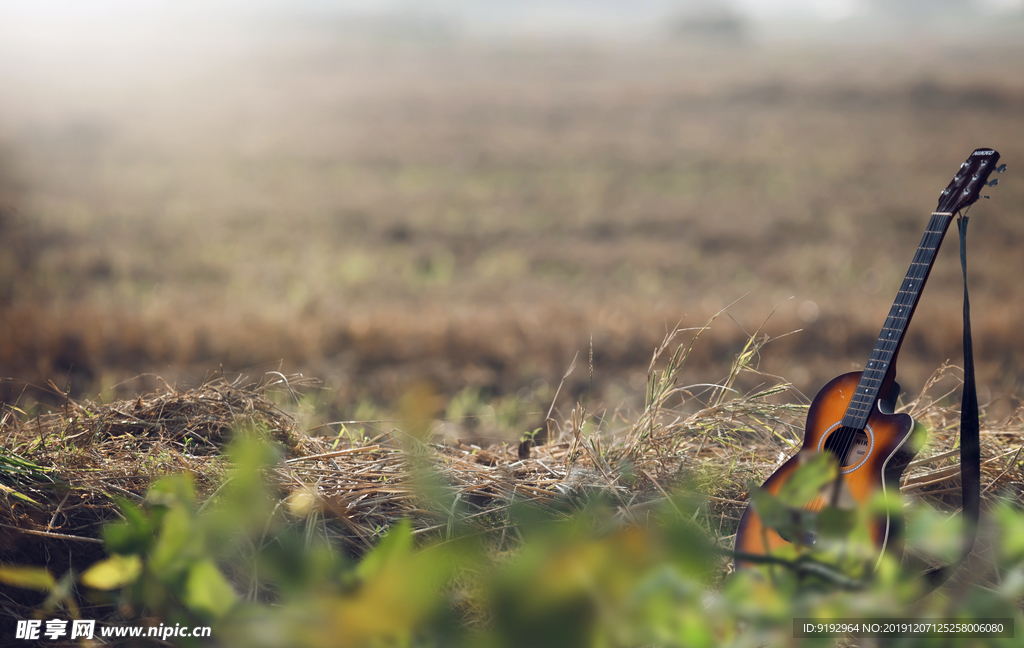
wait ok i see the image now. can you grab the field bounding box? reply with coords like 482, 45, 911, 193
2, 16, 1024, 643
2, 18, 1024, 440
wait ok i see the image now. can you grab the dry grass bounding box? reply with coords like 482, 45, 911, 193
1, 325, 1020, 580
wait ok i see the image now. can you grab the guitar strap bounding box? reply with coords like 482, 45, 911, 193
918, 213, 981, 593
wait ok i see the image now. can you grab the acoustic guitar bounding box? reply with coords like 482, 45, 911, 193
734, 147, 1003, 569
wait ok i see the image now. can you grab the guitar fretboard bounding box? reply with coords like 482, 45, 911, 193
841, 211, 956, 429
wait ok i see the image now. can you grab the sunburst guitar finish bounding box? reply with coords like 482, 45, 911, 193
734, 371, 922, 567
733, 147, 1002, 569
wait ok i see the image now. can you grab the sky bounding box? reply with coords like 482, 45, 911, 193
1, 0, 1021, 21
0, 0, 1021, 53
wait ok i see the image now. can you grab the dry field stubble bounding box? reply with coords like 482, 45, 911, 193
2, 30, 1024, 436
0, 28, 1023, 629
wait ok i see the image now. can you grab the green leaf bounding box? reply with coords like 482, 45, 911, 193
357, 519, 414, 581
81, 554, 143, 590
147, 473, 196, 508
750, 487, 816, 547
150, 504, 196, 575
904, 504, 964, 563
0, 482, 42, 507
816, 505, 857, 539
748, 454, 839, 549
776, 452, 838, 507
997, 504, 1024, 563
318, 533, 458, 647
184, 559, 237, 619
0, 565, 56, 591
103, 498, 156, 555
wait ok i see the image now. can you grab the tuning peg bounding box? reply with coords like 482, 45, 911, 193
996, 164, 1007, 173
988, 178, 999, 187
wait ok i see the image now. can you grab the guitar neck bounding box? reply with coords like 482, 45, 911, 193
841, 210, 957, 429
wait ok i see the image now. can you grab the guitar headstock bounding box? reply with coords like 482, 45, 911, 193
936, 147, 1003, 214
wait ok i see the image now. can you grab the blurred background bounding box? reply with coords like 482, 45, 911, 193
1, 1, 1023, 438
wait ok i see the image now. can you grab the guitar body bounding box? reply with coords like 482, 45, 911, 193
735, 371, 924, 567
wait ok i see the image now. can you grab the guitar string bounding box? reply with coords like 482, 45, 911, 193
831, 213, 950, 466
823, 210, 957, 515
833, 226, 929, 457
819, 214, 954, 515
802, 158, 987, 521
814, 220, 937, 513
835, 219, 943, 460
832, 160, 980, 460
808, 224, 934, 514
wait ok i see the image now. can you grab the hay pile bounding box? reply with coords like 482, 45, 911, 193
0, 374, 311, 551
0, 337, 1020, 632
2, 331, 1021, 571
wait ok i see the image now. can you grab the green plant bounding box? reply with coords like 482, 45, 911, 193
1, 423, 1021, 647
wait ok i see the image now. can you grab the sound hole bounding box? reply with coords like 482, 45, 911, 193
773, 428, 873, 547
822, 426, 871, 468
